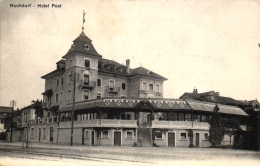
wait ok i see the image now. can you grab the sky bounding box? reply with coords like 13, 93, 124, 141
0, 0, 260, 109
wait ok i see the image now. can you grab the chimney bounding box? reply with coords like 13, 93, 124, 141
193, 88, 198, 94
216, 92, 220, 96
126, 59, 130, 74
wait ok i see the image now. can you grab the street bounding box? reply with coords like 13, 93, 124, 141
0, 142, 259, 166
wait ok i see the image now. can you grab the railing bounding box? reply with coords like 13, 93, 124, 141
151, 120, 210, 130
139, 90, 162, 97
106, 86, 121, 93
79, 80, 96, 89
59, 119, 137, 128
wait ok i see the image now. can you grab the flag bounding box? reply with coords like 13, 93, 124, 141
83, 11, 86, 23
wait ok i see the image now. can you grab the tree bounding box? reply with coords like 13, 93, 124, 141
31, 100, 44, 119
223, 118, 240, 146
209, 104, 224, 147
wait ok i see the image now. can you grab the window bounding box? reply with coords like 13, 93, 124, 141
68, 73, 72, 83
155, 84, 159, 92
205, 133, 209, 140
149, 84, 153, 91
56, 79, 59, 87
85, 130, 89, 138
85, 59, 90, 68
109, 80, 115, 87
180, 133, 187, 139
185, 114, 191, 121
143, 82, 147, 90
97, 93, 101, 99
30, 128, 35, 138
83, 90, 89, 100
169, 113, 178, 121
48, 81, 52, 89
201, 115, 209, 122
84, 74, 89, 85
84, 44, 90, 50
102, 131, 109, 139
43, 128, 46, 138
122, 82, 126, 90
60, 92, 63, 101
61, 77, 64, 85
155, 131, 162, 139
56, 93, 59, 103
179, 113, 184, 121
126, 131, 133, 138
98, 63, 101, 70
69, 59, 72, 68
97, 78, 101, 87
67, 90, 71, 100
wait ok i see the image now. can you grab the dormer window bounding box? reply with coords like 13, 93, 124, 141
110, 66, 115, 72
122, 68, 126, 74
84, 44, 90, 50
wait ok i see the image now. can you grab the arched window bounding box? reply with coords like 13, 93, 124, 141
43, 127, 46, 138
30, 128, 35, 138
49, 127, 54, 142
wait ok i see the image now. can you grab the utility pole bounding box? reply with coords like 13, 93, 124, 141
10, 100, 16, 142
70, 72, 79, 146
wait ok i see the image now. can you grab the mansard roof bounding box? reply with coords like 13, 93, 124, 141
63, 33, 102, 58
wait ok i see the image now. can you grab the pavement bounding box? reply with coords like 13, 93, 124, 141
0, 141, 259, 166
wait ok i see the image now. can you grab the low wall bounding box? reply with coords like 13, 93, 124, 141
6, 130, 24, 142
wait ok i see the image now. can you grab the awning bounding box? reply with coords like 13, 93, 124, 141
186, 100, 248, 116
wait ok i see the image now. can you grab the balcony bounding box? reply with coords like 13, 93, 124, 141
139, 90, 162, 97
79, 80, 96, 90
59, 119, 137, 128
105, 86, 120, 94
151, 120, 210, 130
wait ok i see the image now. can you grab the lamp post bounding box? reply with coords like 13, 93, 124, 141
70, 72, 79, 146
10, 100, 16, 142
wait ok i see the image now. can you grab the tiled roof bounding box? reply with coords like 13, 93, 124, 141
59, 98, 248, 116
129, 67, 167, 80
41, 67, 65, 79
180, 91, 245, 107
0, 106, 12, 113
98, 59, 167, 80
64, 33, 102, 58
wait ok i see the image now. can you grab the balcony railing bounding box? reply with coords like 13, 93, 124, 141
151, 120, 210, 130
59, 119, 137, 128
139, 90, 162, 97
79, 80, 96, 90
106, 86, 120, 94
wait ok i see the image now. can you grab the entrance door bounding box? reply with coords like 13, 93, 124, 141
50, 127, 54, 142
82, 128, 84, 145
196, 133, 200, 147
168, 133, 175, 147
39, 128, 41, 141
91, 131, 94, 145
114, 131, 121, 146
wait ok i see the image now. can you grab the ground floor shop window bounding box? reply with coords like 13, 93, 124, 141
155, 131, 163, 139
101, 131, 109, 139
126, 131, 133, 138
180, 133, 187, 140
204, 133, 209, 140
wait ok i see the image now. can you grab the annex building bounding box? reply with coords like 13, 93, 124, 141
23, 28, 249, 148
